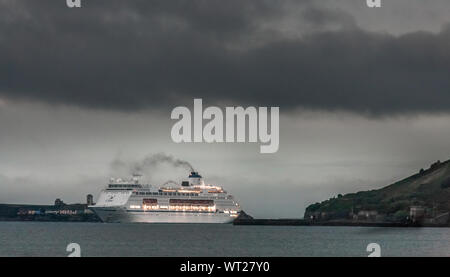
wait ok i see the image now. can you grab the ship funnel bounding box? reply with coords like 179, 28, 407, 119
188, 171, 203, 186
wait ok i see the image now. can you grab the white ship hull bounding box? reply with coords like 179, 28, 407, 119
90, 172, 241, 224
92, 207, 237, 224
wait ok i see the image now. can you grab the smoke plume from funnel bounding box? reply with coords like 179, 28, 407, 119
109, 153, 195, 183
131, 153, 195, 174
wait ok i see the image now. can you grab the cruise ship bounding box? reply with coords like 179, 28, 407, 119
89, 172, 241, 223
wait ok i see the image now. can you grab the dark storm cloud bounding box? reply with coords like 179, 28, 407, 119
0, 0, 450, 115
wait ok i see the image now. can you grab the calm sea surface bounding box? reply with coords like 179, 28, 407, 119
0, 222, 448, 257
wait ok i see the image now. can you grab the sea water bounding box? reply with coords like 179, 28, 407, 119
0, 222, 448, 257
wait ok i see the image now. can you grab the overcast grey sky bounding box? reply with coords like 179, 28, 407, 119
1, 0, 450, 217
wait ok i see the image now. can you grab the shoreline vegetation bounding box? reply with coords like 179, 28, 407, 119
301, 159, 450, 228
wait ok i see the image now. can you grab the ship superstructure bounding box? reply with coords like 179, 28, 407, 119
89, 172, 241, 223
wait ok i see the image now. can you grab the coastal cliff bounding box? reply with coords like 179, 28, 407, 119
304, 160, 450, 226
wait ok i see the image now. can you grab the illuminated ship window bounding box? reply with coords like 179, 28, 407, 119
169, 199, 214, 206
143, 198, 158, 204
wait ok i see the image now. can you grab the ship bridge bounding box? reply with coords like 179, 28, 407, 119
107, 177, 143, 190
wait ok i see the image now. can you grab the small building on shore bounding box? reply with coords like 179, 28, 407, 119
357, 210, 378, 221
410, 206, 425, 222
